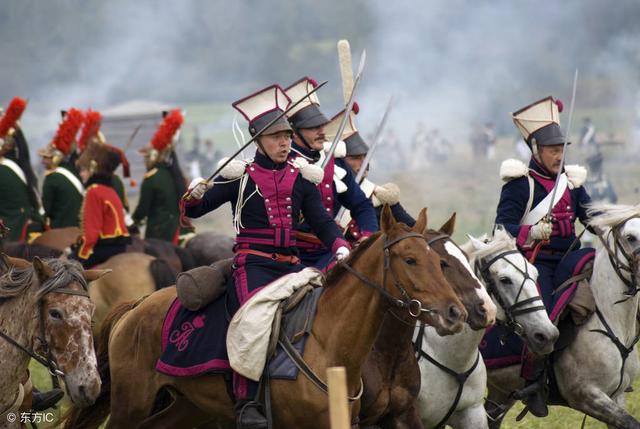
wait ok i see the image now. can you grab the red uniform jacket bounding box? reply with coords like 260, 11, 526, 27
78, 183, 129, 259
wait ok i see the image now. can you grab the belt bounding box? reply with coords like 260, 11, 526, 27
294, 231, 323, 245
236, 249, 300, 264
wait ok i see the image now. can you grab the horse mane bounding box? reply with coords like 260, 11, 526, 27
460, 226, 517, 263
324, 231, 384, 286
0, 258, 87, 300
587, 203, 640, 230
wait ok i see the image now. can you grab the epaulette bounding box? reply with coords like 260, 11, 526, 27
44, 169, 55, 176
289, 157, 323, 185
322, 140, 347, 159
565, 164, 587, 188
499, 159, 528, 182
217, 158, 249, 180
144, 168, 158, 179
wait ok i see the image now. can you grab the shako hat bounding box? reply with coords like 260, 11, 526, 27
284, 77, 329, 129
324, 103, 369, 156
512, 96, 568, 149
38, 108, 85, 161
232, 84, 292, 136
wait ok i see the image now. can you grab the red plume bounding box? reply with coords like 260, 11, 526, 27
555, 99, 564, 113
78, 110, 102, 152
51, 108, 85, 155
308, 78, 318, 88
352, 101, 360, 115
0, 97, 28, 138
150, 109, 183, 151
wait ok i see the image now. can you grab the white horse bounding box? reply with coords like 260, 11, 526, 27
414, 226, 559, 428
485, 203, 640, 429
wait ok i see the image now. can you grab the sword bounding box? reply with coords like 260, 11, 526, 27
184, 80, 328, 201
334, 96, 395, 223
545, 69, 579, 220
122, 124, 143, 153
321, 50, 366, 169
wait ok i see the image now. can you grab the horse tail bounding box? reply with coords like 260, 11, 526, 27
175, 245, 197, 271
61, 301, 139, 429
149, 258, 177, 290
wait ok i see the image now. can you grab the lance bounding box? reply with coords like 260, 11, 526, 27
321, 50, 366, 169
183, 80, 328, 201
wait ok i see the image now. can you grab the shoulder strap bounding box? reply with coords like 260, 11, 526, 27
0, 158, 27, 184
53, 167, 84, 195
522, 173, 568, 225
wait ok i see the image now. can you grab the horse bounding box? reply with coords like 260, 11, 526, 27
0, 255, 108, 428
88, 252, 177, 335
32, 227, 80, 252
359, 213, 497, 428
485, 203, 640, 429
414, 225, 559, 429
127, 236, 197, 272
185, 232, 234, 267
62, 206, 467, 429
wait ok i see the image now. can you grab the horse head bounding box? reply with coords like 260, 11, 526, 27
30, 257, 110, 407
424, 212, 497, 330
462, 226, 558, 355
377, 205, 467, 335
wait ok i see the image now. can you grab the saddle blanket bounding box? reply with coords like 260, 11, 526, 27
480, 249, 595, 369
156, 267, 323, 380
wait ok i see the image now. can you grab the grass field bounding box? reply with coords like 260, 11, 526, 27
22, 136, 640, 428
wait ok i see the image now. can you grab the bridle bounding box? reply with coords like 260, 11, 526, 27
474, 249, 545, 336
340, 232, 438, 318
0, 267, 90, 385
594, 216, 640, 302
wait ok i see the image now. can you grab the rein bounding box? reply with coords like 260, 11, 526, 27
475, 249, 546, 337
0, 270, 90, 384
341, 232, 437, 317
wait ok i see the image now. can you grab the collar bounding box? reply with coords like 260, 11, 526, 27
253, 150, 287, 170
85, 174, 114, 188
291, 142, 321, 163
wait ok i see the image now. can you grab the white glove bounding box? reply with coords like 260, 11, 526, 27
188, 177, 213, 200
335, 246, 350, 261
529, 220, 552, 241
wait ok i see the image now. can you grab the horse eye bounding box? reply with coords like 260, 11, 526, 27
405, 257, 417, 266
440, 259, 449, 269
49, 309, 63, 320
626, 234, 637, 243
499, 277, 513, 285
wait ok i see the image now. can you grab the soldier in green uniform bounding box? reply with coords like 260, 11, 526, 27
38, 108, 85, 228
133, 109, 189, 243
0, 97, 45, 242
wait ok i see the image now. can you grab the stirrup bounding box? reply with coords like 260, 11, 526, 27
236, 400, 268, 429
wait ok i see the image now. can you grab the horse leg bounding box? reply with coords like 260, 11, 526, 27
448, 404, 489, 429
567, 386, 640, 429
390, 403, 424, 429
137, 389, 214, 429
484, 388, 515, 429
106, 378, 160, 429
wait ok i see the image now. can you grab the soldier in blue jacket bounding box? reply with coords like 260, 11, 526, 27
495, 96, 593, 417
284, 77, 378, 268
184, 84, 350, 429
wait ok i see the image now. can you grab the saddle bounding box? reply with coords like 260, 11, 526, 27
176, 258, 233, 311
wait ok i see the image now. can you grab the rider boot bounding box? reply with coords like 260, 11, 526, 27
512, 352, 548, 417
234, 374, 267, 429
31, 387, 64, 411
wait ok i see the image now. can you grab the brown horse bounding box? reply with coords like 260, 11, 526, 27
359, 213, 497, 428
32, 227, 80, 251
0, 255, 108, 428
63, 206, 466, 429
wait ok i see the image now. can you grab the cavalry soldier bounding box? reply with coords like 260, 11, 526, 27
284, 77, 377, 268
495, 96, 593, 417
183, 84, 350, 429
77, 110, 132, 212
0, 97, 45, 242
326, 107, 415, 243
38, 108, 85, 228
133, 109, 191, 243
71, 139, 131, 268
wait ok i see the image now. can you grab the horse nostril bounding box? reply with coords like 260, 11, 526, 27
475, 302, 487, 317
533, 332, 547, 345
448, 304, 463, 322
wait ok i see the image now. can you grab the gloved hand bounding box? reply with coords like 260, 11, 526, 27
529, 220, 553, 241
335, 246, 350, 261
187, 177, 213, 200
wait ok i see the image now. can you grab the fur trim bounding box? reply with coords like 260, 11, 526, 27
333, 165, 347, 180
322, 140, 347, 158
500, 158, 528, 182
373, 182, 400, 205
291, 157, 323, 184
217, 157, 248, 179
565, 164, 587, 188
334, 178, 348, 193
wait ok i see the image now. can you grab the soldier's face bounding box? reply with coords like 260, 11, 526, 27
293, 126, 325, 151
258, 131, 292, 163
79, 167, 91, 184
538, 144, 564, 175
345, 155, 366, 175
42, 156, 54, 170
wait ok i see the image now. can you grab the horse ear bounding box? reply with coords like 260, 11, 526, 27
83, 268, 112, 282
412, 208, 428, 234
32, 257, 53, 284
466, 234, 487, 251
380, 204, 397, 233
439, 212, 456, 236
0, 253, 11, 275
